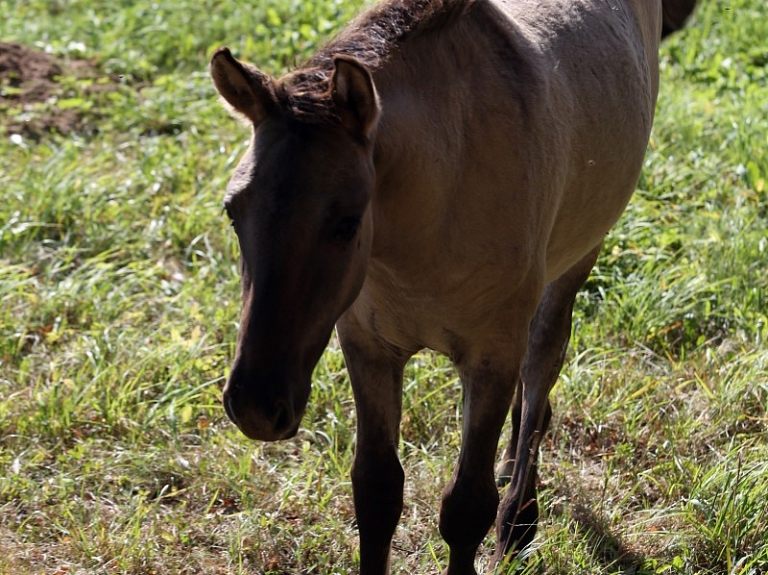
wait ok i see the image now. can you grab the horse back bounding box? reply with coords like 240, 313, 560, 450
479, 0, 663, 279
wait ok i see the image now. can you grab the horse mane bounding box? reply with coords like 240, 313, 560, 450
277, 0, 474, 120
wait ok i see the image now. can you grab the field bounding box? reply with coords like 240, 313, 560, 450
1, 0, 767, 573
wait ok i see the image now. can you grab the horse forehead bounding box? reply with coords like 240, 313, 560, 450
258, 118, 354, 159
227, 123, 362, 211
257, 123, 354, 173
224, 128, 306, 203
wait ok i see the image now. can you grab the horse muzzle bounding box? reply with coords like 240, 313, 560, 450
222, 374, 306, 441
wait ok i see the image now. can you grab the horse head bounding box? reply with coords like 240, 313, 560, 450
211, 48, 380, 440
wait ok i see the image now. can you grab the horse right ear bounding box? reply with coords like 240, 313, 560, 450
210, 47, 276, 124
331, 55, 381, 140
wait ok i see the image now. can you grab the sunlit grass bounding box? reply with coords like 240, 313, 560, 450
1, 0, 767, 573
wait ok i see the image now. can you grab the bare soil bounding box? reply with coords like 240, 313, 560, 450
0, 41, 106, 138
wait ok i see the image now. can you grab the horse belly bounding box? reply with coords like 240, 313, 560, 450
543, 142, 648, 283
515, 2, 661, 281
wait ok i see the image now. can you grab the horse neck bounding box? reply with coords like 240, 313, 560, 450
370, 29, 472, 201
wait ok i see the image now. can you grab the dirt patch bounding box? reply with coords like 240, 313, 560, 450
0, 41, 108, 139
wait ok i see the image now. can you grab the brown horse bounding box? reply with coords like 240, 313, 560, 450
210, 0, 697, 573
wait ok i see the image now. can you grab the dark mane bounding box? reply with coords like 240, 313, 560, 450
276, 0, 473, 120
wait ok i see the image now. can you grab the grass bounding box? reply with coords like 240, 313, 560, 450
1, 0, 767, 573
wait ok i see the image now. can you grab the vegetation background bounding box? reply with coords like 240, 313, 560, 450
1, 0, 766, 573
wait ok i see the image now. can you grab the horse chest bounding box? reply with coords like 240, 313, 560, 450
353, 258, 533, 355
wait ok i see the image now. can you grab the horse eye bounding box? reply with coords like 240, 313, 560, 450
334, 217, 361, 242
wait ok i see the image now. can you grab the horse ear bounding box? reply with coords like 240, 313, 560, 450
210, 47, 276, 124
331, 55, 381, 140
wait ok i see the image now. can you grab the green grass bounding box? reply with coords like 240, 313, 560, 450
1, 0, 767, 573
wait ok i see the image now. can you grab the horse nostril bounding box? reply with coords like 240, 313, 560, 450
223, 393, 236, 424
274, 400, 292, 433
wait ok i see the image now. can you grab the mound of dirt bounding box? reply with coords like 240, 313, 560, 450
1, 42, 64, 99
0, 41, 104, 138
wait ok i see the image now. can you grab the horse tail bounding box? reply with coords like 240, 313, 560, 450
661, 0, 699, 38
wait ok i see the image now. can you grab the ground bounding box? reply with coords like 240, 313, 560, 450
0, 41, 107, 138
1, 0, 767, 572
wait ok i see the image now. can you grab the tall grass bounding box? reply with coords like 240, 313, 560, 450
1, 0, 767, 573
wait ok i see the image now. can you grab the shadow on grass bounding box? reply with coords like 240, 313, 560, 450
495, 495, 657, 575
568, 502, 653, 575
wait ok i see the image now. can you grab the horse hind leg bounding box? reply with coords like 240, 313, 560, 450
496, 377, 530, 486
494, 244, 602, 565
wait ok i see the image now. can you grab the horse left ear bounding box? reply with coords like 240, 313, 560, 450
210, 47, 276, 125
331, 55, 381, 140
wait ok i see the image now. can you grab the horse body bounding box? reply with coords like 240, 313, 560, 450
355, 0, 660, 355
210, 0, 694, 573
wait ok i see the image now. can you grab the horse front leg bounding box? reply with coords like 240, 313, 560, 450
337, 314, 411, 575
494, 245, 602, 565
439, 341, 528, 575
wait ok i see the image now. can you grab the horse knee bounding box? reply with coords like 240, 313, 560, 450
439, 474, 499, 551
352, 450, 404, 524
496, 455, 515, 487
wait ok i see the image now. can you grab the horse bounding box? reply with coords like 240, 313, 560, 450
210, 0, 697, 573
